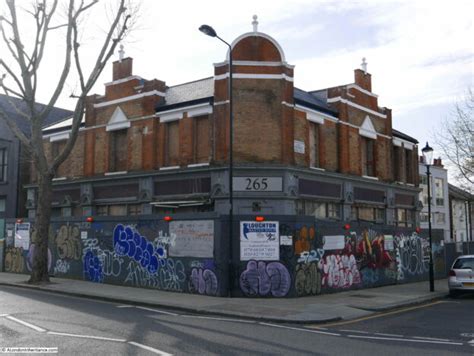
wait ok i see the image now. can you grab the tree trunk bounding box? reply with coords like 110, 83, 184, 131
28, 173, 53, 284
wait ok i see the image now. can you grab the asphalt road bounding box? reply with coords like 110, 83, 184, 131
0, 285, 472, 355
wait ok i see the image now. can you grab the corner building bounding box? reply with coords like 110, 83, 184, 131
30, 29, 420, 228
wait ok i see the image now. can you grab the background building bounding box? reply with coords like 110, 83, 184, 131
449, 184, 473, 244
0, 94, 71, 227
418, 157, 450, 241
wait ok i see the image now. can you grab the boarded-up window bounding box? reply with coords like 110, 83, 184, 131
405, 149, 413, 183
109, 129, 128, 171
361, 137, 374, 176
166, 121, 180, 166
309, 122, 320, 167
194, 116, 210, 163
393, 146, 401, 181
0, 148, 8, 182
52, 141, 67, 177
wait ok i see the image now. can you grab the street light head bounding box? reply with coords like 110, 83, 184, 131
422, 141, 434, 165
199, 24, 217, 37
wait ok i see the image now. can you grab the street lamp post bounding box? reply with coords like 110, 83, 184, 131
422, 142, 435, 292
199, 25, 234, 296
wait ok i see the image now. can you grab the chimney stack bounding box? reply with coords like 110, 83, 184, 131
113, 57, 133, 81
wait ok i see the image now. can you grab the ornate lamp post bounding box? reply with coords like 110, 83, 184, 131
199, 25, 234, 295
422, 142, 435, 292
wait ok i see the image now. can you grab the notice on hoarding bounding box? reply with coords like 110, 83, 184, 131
323, 235, 345, 250
14, 223, 30, 250
169, 220, 214, 258
384, 235, 394, 251
280, 235, 293, 246
240, 221, 279, 261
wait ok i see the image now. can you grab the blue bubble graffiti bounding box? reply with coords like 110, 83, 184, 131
113, 224, 164, 274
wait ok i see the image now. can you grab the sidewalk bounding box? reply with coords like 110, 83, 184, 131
0, 272, 449, 324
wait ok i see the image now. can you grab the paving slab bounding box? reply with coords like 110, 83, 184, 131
0, 272, 449, 324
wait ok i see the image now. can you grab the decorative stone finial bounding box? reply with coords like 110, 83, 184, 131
118, 44, 125, 62
252, 15, 258, 32
361, 57, 367, 74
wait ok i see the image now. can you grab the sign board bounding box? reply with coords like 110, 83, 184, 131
240, 221, 279, 260
81, 231, 88, 240
294, 140, 305, 154
233, 177, 283, 192
14, 223, 30, 250
384, 235, 394, 251
323, 235, 345, 250
169, 220, 214, 258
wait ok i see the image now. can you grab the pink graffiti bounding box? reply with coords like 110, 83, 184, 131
320, 254, 361, 289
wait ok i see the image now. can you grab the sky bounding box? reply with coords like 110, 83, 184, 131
1, 0, 473, 167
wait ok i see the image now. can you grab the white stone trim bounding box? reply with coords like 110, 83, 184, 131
359, 116, 377, 140
188, 105, 213, 118
160, 166, 180, 171
214, 73, 293, 82
104, 171, 128, 176
346, 84, 379, 98
160, 112, 182, 123
94, 90, 165, 108
393, 137, 415, 150
326, 97, 387, 119
187, 163, 210, 168
106, 121, 131, 132
363, 175, 379, 181
52, 177, 67, 181
359, 128, 377, 140
214, 60, 294, 69
104, 75, 143, 87
49, 132, 70, 142
281, 101, 294, 108
307, 112, 325, 125
295, 104, 338, 123
310, 167, 325, 171
214, 100, 230, 106
157, 103, 213, 123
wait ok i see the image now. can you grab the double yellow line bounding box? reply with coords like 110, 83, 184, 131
309, 300, 445, 328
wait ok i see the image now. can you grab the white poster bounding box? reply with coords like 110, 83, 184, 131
323, 235, 345, 250
14, 223, 30, 250
81, 231, 88, 240
169, 220, 214, 258
384, 235, 394, 251
294, 140, 305, 154
280, 235, 293, 246
240, 221, 279, 261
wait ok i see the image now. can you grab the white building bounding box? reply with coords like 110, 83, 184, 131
419, 158, 451, 241
448, 184, 473, 243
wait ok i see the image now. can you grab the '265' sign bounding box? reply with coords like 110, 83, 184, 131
233, 177, 283, 192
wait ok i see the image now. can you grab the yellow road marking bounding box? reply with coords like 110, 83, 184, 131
309, 300, 445, 328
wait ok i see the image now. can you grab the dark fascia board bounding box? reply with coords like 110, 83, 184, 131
448, 183, 474, 200
293, 97, 338, 117
392, 129, 419, 144
155, 97, 213, 113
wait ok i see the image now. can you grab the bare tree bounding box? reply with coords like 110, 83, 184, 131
434, 88, 474, 193
0, 0, 135, 283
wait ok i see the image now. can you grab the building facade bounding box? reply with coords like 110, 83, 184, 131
449, 184, 473, 243
418, 158, 450, 241
28, 28, 420, 228
0, 95, 71, 228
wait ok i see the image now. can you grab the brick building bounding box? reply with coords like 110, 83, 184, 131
28, 27, 420, 227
